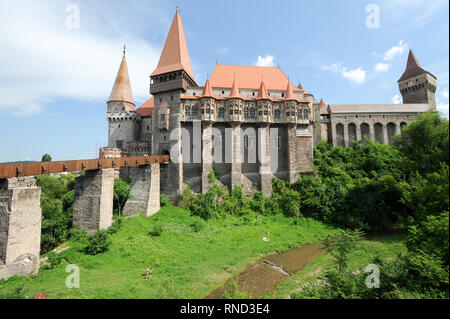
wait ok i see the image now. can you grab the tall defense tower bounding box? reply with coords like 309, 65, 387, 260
398, 50, 437, 109
106, 48, 140, 151
149, 11, 197, 198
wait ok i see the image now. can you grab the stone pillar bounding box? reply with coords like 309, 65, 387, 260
331, 120, 337, 146
395, 123, 401, 136
231, 123, 242, 189
123, 163, 160, 217
258, 124, 272, 196
382, 123, 389, 145
369, 124, 375, 142
202, 122, 213, 193
287, 124, 298, 183
73, 168, 114, 234
343, 123, 349, 147
0, 177, 41, 267
356, 121, 361, 141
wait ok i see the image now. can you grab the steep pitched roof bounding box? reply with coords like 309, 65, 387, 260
284, 80, 296, 101
319, 99, 328, 115
398, 50, 436, 82
201, 79, 214, 98
256, 78, 270, 100
135, 96, 154, 117
108, 52, 134, 106
297, 82, 303, 90
229, 75, 241, 99
150, 12, 195, 81
209, 65, 301, 91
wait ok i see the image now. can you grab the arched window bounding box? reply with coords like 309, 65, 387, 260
218, 107, 225, 119
387, 123, 396, 145
298, 110, 303, 120
244, 107, 249, 119
192, 105, 198, 117
274, 109, 281, 120
374, 123, 383, 144
360, 123, 370, 140
185, 106, 191, 117
250, 107, 256, 119
303, 109, 309, 120
348, 123, 357, 144
336, 123, 344, 147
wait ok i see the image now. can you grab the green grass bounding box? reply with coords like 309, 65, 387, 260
0, 205, 338, 299
263, 233, 408, 299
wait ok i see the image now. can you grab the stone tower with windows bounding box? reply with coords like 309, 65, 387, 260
149, 11, 198, 198
398, 50, 437, 109
106, 48, 141, 154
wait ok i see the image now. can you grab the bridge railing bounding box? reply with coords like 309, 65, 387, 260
0, 155, 170, 179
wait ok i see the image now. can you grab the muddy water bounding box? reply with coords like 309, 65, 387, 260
206, 242, 326, 298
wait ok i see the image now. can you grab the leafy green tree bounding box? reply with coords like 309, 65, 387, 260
85, 230, 111, 255
113, 178, 132, 216
393, 110, 449, 175
322, 229, 364, 274
41, 153, 52, 162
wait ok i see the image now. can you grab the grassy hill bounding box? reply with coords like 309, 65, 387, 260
0, 205, 339, 299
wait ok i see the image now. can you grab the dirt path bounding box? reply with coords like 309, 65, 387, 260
205, 242, 326, 298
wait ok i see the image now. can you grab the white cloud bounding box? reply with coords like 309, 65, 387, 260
255, 54, 275, 67
392, 94, 402, 104
374, 63, 390, 72
0, 1, 164, 116
322, 63, 366, 84
383, 40, 409, 61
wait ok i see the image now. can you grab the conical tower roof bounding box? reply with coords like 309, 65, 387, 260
297, 82, 303, 90
108, 50, 134, 106
150, 12, 195, 82
256, 78, 270, 100
398, 50, 435, 82
284, 80, 296, 101
201, 79, 214, 98
229, 75, 241, 99
319, 98, 328, 115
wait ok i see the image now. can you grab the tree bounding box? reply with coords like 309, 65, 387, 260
393, 110, 449, 175
113, 178, 132, 216
41, 153, 52, 162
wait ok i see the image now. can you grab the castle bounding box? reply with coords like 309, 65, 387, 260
100, 11, 437, 199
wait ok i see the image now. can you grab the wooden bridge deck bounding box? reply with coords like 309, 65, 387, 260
0, 155, 169, 179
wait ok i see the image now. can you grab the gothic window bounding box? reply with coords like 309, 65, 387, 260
274, 109, 281, 119
298, 110, 303, 120
185, 106, 191, 117
303, 109, 309, 120
206, 108, 210, 114
286, 112, 290, 117
264, 110, 268, 116
244, 107, 249, 119
192, 106, 198, 117
218, 107, 225, 119
234, 109, 239, 115
250, 107, 256, 119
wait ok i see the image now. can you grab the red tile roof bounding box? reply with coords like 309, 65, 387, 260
284, 80, 296, 101
398, 50, 436, 82
319, 99, 329, 115
135, 96, 154, 117
150, 12, 195, 82
229, 75, 241, 98
201, 79, 214, 98
256, 78, 270, 100
209, 64, 301, 91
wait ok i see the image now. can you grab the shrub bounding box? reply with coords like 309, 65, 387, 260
278, 189, 301, 217
107, 217, 124, 235
69, 227, 87, 241
148, 225, 164, 237
85, 230, 111, 255
190, 219, 205, 232
46, 252, 62, 269
160, 194, 171, 207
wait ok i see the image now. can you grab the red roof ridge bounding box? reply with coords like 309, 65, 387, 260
284, 80, 296, 101
256, 78, 270, 100
201, 79, 214, 98
135, 96, 154, 117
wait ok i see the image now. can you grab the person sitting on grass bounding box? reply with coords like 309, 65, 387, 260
145, 267, 152, 280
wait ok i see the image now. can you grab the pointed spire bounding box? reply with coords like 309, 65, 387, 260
256, 77, 270, 100
150, 11, 195, 82
108, 49, 134, 106
229, 74, 241, 99
284, 80, 296, 101
201, 79, 214, 98
319, 98, 328, 115
297, 82, 303, 90
398, 50, 434, 82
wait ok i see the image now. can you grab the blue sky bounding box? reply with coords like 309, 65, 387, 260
0, 0, 448, 162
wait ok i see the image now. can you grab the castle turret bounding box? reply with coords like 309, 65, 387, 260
107, 48, 140, 151
398, 50, 437, 109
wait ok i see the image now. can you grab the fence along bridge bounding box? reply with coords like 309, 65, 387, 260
0, 155, 168, 280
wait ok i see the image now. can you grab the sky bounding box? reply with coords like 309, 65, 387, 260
0, 0, 448, 162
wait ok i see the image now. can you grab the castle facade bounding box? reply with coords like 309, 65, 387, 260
100, 12, 437, 199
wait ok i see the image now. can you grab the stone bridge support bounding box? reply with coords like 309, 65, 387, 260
123, 163, 160, 217
0, 177, 41, 280
258, 125, 272, 196
73, 168, 115, 234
